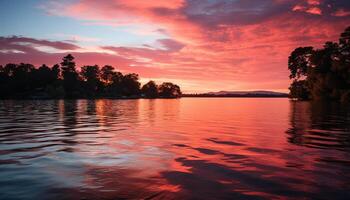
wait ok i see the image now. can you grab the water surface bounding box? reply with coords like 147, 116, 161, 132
0, 98, 350, 199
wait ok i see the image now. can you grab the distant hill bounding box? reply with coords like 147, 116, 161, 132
182, 90, 289, 98
207, 90, 288, 96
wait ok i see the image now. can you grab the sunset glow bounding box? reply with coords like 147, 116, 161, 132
1, 0, 350, 92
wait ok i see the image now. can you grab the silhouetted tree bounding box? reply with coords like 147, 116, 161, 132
51, 64, 60, 80
12, 63, 35, 94
61, 54, 78, 97
159, 82, 181, 98
288, 26, 350, 102
100, 65, 115, 84
289, 80, 309, 100
288, 47, 314, 79
0, 65, 5, 84
0, 65, 10, 97
0, 54, 181, 99
120, 73, 140, 96
141, 81, 158, 98
36, 64, 52, 88
0, 64, 16, 97
80, 65, 101, 96
109, 71, 123, 96
100, 65, 128, 96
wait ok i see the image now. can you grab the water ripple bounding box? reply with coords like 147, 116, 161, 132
0, 99, 350, 199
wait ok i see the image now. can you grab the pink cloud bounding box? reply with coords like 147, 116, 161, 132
333, 9, 350, 17
307, 0, 320, 6
293, 5, 306, 12
306, 7, 322, 15
0, 36, 79, 50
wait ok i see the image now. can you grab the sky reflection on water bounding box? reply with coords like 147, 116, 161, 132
0, 98, 350, 200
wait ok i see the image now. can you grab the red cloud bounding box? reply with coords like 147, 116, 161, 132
306, 7, 322, 15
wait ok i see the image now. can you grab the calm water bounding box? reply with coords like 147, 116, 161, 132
0, 98, 350, 200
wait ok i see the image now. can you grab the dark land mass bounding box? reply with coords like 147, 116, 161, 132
182, 91, 289, 98
288, 26, 350, 103
0, 54, 181, 99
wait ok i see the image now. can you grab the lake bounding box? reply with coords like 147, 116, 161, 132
0, 98, 350, 200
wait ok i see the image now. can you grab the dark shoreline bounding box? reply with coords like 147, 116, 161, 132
181, 96, 289, 98
0, 97, 180, 100
181, 94, 289, 98
0, 96, 289, 100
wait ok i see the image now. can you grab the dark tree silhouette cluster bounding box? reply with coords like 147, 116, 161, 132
288, 26, 350, 103
0, 54, 181, 99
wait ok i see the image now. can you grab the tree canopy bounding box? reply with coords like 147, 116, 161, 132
0, 55, 181, 99
288, 26, 350, 103
159, 82, 182, 98
141, 81, 158, 98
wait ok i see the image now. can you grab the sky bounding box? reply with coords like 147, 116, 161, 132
1, 0, 350, 93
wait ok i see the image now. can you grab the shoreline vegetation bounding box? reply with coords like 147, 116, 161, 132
0, 54, 181, 99
288, 26, 350, 103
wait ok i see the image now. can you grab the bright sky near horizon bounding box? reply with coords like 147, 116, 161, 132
1, 0, 350, 93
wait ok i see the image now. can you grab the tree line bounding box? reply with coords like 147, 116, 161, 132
288, 26, 350, 103
0, 54, 181, 99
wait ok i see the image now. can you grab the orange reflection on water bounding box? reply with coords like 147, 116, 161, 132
1, 98, 350, 199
